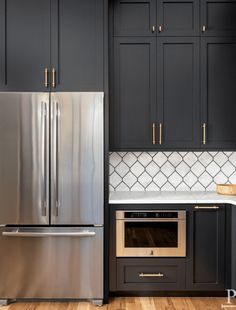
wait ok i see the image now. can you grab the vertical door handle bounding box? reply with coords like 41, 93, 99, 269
41, 102, 48, 216
55, 102, 60, 216
44, 68, 49, 88
52, 68, 56, 88
152, 25, 156, 33
159, 123, 163, 145
202, 25, 207, 32
202, 123, 207, 145
152, 123, 156, 145
158, 25, 163, 33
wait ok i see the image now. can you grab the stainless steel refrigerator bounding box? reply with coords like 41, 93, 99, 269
0, 92, 104, 306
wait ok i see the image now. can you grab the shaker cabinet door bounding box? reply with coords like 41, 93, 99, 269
201, 0, 236, 36
110, 37, 157, 150
0, 0, 50, 91
113, 0, 156, 36
201, 37, 236, 149
157, 0, 200, 36
157, 37, 200, 149
51, 0, 104, 91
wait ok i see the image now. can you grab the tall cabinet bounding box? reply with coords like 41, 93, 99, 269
0, 0, 104, 92
110, 0, 236, 150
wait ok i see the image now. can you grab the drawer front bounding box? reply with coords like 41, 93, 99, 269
117, 258, 185, 291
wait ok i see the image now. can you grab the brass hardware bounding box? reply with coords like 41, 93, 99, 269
159, 123, 163, 145
158, 25, 163, 33
44, 68, 49, 88
139, 272, 164, 278
194, 206, 220, 210
152, 25, 156, 33
202, 123, 207, 145
152, 123, 156, 145
202, 25, 206, 32
52, 68, 56, 88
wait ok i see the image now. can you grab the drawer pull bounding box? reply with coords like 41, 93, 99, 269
194, 206, 219, 210
139, 272, 164, 278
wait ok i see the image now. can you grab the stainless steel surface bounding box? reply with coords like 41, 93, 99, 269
116, 210, 186, 257
50, 93, 104, 225
194, 205, 220, 210
91, 300, 103, 307
0, 93, 49, 225
0, 227, 103, 299
139, 272, 164, 278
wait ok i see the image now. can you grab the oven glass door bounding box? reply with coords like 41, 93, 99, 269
116, 219, 186, 257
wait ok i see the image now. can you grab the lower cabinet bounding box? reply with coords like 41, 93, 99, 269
117, 258, 185, 291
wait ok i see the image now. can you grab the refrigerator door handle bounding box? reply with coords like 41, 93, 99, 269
2, 230, 96, 237
41, 102, 48, 216
55, 102, 60, 216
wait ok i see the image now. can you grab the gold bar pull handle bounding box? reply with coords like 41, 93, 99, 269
152, 123, 156, 145
159, 123, 163, 145
194, 206, 220, 210
139, 272, 164, 278
202, 123, 207, 145
52, 68, 56, 88
44, 68, 49, 88
202, 25, 207, 32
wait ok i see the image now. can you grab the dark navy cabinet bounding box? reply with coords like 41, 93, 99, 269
0, 0, 105, 92
186, 205, 226, 290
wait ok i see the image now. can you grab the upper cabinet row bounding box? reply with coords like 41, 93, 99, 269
113, 0, 236, 37
0, 0, 104, 92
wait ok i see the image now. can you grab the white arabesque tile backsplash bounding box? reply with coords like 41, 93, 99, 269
109, 152, 236, 191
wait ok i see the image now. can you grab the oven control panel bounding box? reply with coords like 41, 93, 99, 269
124, 211, 178, 219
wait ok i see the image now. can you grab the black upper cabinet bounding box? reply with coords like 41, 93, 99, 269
157, 0, 200, 36
201, 0, 236, 36
201, 37, 236, 149
113, 0, 199, 36
114, 0, 156, 36
0, 0, 104, 92
110, 37, 157, 150
0, 0, 50, 91
51, 0, 104, 91
186, 206, 225, 290
157, 38, 200, 148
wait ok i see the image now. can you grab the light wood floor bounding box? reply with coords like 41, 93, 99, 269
2, 297, 236, 310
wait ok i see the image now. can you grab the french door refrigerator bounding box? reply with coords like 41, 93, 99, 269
0, 92, 104, 306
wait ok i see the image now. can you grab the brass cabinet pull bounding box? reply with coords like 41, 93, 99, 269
158, 25, 163, 33
202, 25, 206, 32
202, 123, 207, 145
44, 68, 49, 88
152, 123, 156, 145
194, 206, 220, 210
52, 68, 56, 88
159, 123, 163, 145
152, 25, 156, 33
139, 272, 164, 278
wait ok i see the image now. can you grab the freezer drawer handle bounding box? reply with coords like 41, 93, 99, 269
2, 231, 96, 237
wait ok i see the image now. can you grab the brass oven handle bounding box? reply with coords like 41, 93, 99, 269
194, 206, 219, 210
44, 68, 49, 88
139, 272, 164, 278
202, 123, 207, 145
152, 123, 156, 145
159, 123, 163, 145
52, 68, 56, 88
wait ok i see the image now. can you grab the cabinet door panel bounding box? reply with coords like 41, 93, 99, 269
201, 0, 236, 36
186, 206, 225, 290
0, 0, 50, 91
157, 38, 200, 149
114, 0, 156, 36
201, 38, 236, 149
51, 0, 104, 91
110, 38, 156, 150
157, 0, 200, 36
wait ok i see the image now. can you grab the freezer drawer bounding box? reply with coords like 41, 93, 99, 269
0, 227, 103, 300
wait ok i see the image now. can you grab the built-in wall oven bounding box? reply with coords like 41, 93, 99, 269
116, 210, 186, 257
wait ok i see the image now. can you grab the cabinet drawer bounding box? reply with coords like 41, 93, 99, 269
117, 258, 186, 291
